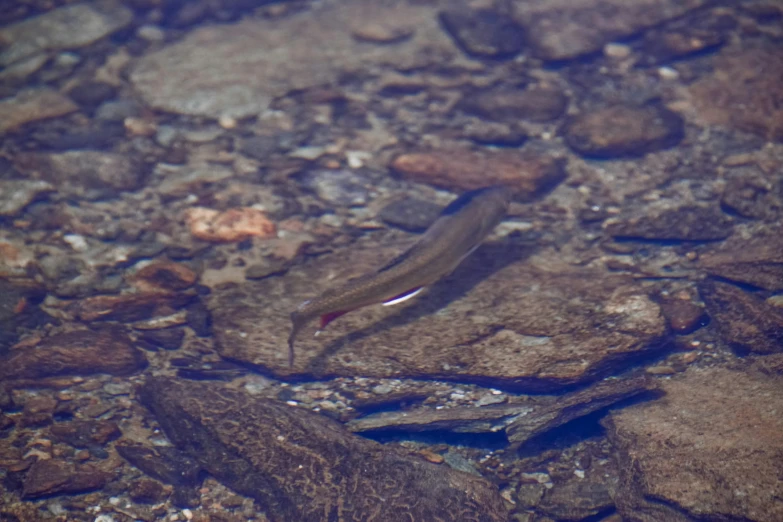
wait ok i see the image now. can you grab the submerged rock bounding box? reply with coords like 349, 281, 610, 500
699, 280, 783, 354
0, 329, 146, 381
563, 104, 684, 158
0, 1, 133, 67
13, 150, 147, 200
698, 231, 783, 291
438, 8, 525, 59
0, 87, 78, 136
688, 44, 783, 142
604, 366, 783, 522
512, 0, 707, 61
211, 244, 666, 391
506, 377, 659, 447
131, 1, 457, 118
23, 459, 113, 499
0, 180, 55, 217
390, 149, 566, 201
604, 203, 733, 241
140, 377, 508, 521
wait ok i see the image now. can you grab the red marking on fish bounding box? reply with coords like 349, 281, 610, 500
320, 310, 348, 329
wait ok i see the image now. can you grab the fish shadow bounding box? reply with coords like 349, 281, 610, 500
305, 236, 536, 373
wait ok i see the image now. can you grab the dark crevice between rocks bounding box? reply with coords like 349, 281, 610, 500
360, 429, 508, 451
516, 389, 663, 458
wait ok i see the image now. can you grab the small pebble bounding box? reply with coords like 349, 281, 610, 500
658, 66, 679, 80
137, 25, 165, 42
604, 43, 631, 59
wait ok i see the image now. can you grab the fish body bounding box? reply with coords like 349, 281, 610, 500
288, 185, 511, 366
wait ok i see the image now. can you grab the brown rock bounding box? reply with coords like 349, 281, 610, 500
512, 0, 706, 61
140, 377, 508, 521
390, 149, 566, 201
0, 329, 146, 381
563, 104, 684, 158
688, 44, 783, 142
604, 366, 783, 522
71, 292, 194, 322
438, 8, 525, 59
130, 262, 198, 292
0, 87, 78, 136
698, 230, 783, 291
129, 478, 168, 504
49, 420, 121, 448
211, 244, 666, 390
22, 459, 113, 499
13, 150, 147, 200
658, 299, 707, 334
184, 207, 276, 243
699, 280, 783, 354
459, 86, 568, 123
605, 203, 733, 241
19, 395, 58, 427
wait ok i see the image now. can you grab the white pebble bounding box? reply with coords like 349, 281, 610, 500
63, 233, 88, 251
182, 508, 193, 520
658, 66, 679, 80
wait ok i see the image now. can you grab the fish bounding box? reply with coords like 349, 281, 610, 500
287, 185, 512, 367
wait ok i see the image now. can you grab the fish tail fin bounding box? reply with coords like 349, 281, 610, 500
288, 311, 308, 368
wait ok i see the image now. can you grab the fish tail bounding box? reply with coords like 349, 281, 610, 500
288, 311, 307, 368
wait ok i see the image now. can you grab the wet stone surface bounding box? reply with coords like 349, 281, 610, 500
563, 104, 684, 158
141, 377, 509, 521
1, 0, 782, 520
0, 329, 146, 381
211, 245, 667, 390
605, 366, 783, 522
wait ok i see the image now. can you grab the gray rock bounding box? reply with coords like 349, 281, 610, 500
538, 475, 615, 520
439, 8, 525, 59
0, 1, 133, 67
13, 150, 147, 200
131, 1, 458, 118
140, 377, 509, 521
210, 244, 666, 391
348, 403, 536, 434
506, 377, 659, 447
605, 203, 733, 241
604, 366, 783, 522
0, 180, 55, 216
0, 87, 77, 136
564, 104, 684, 158
512, 0, 707, 61
302, 169, 371, 207
699, 280, 783, 354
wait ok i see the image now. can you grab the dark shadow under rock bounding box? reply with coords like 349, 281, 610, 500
211, 242, 667, 392
604, 366, 783, 522
139, 377, 508, 522
605, 203, 734, 241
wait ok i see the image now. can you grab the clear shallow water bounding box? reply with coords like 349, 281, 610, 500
0, 1, 782, 521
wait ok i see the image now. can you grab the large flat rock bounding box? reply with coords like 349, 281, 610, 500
211, 243, 667, 391
130, 1, 458, 118
140, 377, 508, 522
604, 366, 783, 522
